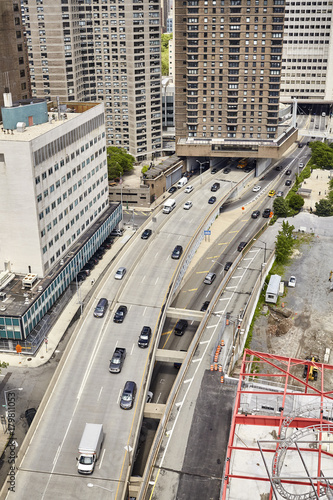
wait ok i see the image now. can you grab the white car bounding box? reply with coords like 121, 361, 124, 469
184, 185, 193, 193
252, 185, 261, 192
183, 201, 193, 210
299, 162, 304, 168
288, 276, 296, 287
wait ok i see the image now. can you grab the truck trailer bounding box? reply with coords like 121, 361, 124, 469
77, 423, 104, 474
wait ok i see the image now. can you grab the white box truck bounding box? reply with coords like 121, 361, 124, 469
77, 423, 104, 474
177, 177, 188, 188
163, 199, 176, 214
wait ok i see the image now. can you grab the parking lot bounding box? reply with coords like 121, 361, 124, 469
250, 212, 333, 386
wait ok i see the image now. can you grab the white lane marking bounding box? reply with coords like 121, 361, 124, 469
155, 277, 159, 285
97, 387, 103, 401
117, 389, 122, 404
231, 275, 243, 279
219, 297, 230, 301
130, 343, 135, 355
200, 340, 209, 344
206, 290, 211, 297
192, 359, 201, 363
143, 306, 147, 316
156, 392, 162, 404
115, 340, 119, 348
175, 402, 183, 407
184, 379, 193, 384
155, 252, 159, 259
141, 276, 146, 283
98, 448, 106, 469
53, 446, 61, 467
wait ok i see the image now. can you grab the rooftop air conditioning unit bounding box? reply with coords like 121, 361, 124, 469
17, 122, 26, 133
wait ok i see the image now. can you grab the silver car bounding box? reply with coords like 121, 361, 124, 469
114, 267, 126, 280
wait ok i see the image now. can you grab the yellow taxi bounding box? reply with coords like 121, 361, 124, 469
268, 190, 276, 197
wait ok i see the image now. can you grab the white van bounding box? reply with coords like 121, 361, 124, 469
322, 112, 326, 117
163, 199, 176, 214
177, 177, 188, 189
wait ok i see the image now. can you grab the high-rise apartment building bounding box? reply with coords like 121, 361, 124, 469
281, 2, 333, 102
174, 0, 297, 163
0, 0, 31, 110
22, 0, 162, 161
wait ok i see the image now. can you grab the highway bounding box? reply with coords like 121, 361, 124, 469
5, 168, 250, 500
4, 137, 311, 499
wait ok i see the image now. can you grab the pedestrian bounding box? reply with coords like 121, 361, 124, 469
91, 279, 95, 285
319, 191, 321, 195
316, 175, 318, 179
325, 190, 326, 195
329, 271, 333, 282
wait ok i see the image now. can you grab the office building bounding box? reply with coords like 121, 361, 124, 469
0, 0, 31, 111
0, 97, 121, 342
174, 0, 297, 165
22, 0, 162, 161
280, 3, 333, 102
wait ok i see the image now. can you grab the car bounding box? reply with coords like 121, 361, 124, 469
141, 228, 152, 240
174, 319, 188, 336
120, 381, 137, 410
262, 208, 271, 218
251, 210, 261, 219
94, 252, 103, 260
224, 261, 233, 271
298, 143, 303, 148
168, 186, 177, 194
277, 191, 284, 197
311, 118, 314, 122
237, 241, 248, 252
299, 162, 304, 168
114, 267, 126, 280
244, 167, 253, 173
105, 236, 114, 245
183, 171, 191, 179
204, 272, 216, 285
94, 298, 109, 318
113, 305, 128, 323
211, 168, 218, 174
109, 347, 126, 374
171, 245, 183, 259
174, 350, 186, 369
184, 185, 194, 193
89, 257, 99, 266
285, 169, 292, 176
275, 165, 283, 171
96, 247, 106, 256
285, 179, 292, 186
146, 391, 153, 403
200, 301, 210, 312
110, 228, 124, 237
183, 201, 193, 210
288, 276, 296, 288
223, 167, 231, 174
77, 272, 87, 282
315, 125, 319, 129
252, 185, 261, 192
102, 241, 112, 249
211, 182, 220, 192
268, 190, 276, 197
138, 326, 152, 348
208, 196, 217, 204
80, 268, 90, 276
83, 262, 94, 271
25, 408, 37, 427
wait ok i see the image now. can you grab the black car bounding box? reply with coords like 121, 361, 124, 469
211, 168, 218, 174
223, 167, 231, 174
25, 408, 37, 427
285, 169, 292, 176
89, 256, 99, 266
141, 229, 152, 240
109, 347, 126, 373
200, 301, 210, 312
275, 165, 283, 171
224, 261, 233, 272
208, 196, 217, 204
113, 305, 128, 323
83, 262, 95, 271
285, 179, 292, 186
171, 245, 183, 260
251, 210, 260, 219
77, 272, 87, 282
211, 182, 220, 192
168, 186, 177, 194
237, 241, 248, 252
262, 208, 271, 218
174, 319, 188, 336
102, 241, 112, 249
138, 326, 152, 348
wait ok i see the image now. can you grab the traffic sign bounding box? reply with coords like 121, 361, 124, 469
204, 230, 211, 235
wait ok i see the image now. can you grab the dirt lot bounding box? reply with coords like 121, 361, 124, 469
249, 212, 333, 387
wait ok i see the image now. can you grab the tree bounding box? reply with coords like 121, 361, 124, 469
309, 141, 333, 169
315, 199, 333, 216
106, 147, 135, 181
161, 34, 173, 76
288, 193, 305, 212
273, 197, 289, 217
275, 221, 295, 264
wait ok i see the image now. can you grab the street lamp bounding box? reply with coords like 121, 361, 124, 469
87, 483, 113, 494
211, 259, 225, 276
253, 238, 267, 263
196, 159, 209, 184
4, 388, 23, 410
